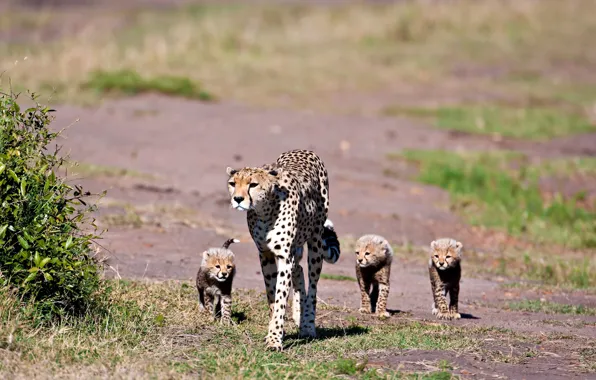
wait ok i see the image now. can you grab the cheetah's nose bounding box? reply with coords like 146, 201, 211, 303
357, 258, 363, 263
233, 196, 244, 203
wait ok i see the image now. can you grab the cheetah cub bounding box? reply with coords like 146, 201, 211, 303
196, 238, 239, 324
428, 238, 463, 320
354, 234, 393, 318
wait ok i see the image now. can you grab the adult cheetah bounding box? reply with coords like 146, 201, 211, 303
226, 149, 341, 351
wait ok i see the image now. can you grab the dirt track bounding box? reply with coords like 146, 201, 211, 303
3, 0, 596, 378
49, 94, 596, 379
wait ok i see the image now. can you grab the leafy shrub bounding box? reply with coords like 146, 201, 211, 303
0, 88, 104, 321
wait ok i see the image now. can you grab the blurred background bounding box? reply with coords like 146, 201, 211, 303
0, 0, 594, 291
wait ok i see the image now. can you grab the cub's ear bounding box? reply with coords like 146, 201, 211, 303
455, 241, 463, 251
430, 240, 437, 250
202, 250, 211, 261
226, 167, 237, 176
268, 169, 279, 177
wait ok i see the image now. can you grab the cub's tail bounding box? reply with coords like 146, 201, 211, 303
322, 219, 340, 264
222, 238, 240, 249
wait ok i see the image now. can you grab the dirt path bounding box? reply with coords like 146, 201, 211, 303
48, 93, 596, 376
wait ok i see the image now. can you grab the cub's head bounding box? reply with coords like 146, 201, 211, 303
354, 234, 393, 268
430, 238, 462, 271
201, 249, 236, 282
226, 167, 279, 211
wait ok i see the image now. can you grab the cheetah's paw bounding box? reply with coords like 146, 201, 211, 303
435, 311, 452, 320
299, 324, 317, 339
265, 334, 283, 351
378, 310, 391, 319
359, 307, 371, 314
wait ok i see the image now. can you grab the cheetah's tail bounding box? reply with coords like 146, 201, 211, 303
222, 238, 240, 249
322, 219, 340, 264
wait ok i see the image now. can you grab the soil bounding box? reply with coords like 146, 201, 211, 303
50, 94, 596, 379
3, 1, 596, 378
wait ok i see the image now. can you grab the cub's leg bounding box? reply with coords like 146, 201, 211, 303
198, 287, 206, 312
429, 268, 450, 320
448, 284, 461, 320
212, 294, 221, 322
220, 293, 233, 325
204, 292, 215, 317
356, 267, 372, 314
376, 266, 391, 318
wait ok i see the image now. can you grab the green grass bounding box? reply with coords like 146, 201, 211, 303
0, 279, 540, 378
391, 150, 596, 250
507, 300, 596, 316
1, 1, 595, 110
68, 162, 157, 179
320, 273, 358, 282
535, 157, 596, 178
382, 105, 595, 140
82, 69, 215, 101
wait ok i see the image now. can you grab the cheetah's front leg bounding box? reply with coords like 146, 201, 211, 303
291, 246, 306, 327
301, 238, 324, 339
265, 254, 294, 351
259, 251, 277, 318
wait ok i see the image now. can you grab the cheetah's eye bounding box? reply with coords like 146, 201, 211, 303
215, 265, 221, 269
365, 252, 370, 256
228, 182, 235, 187
434, 255, 439, 258
355, 251, 359, 255
227, 265, 232, 269
249, 183, 258, 188
446, 255, 452, 259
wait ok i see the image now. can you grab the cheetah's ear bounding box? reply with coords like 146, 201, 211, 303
268, 169, 279, 177
226, 167, 237, 176
430, 240, 437, 250
455, 241, 463, 251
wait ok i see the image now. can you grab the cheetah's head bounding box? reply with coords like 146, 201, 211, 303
202, 248, 236, 282
430, 238, 462, 271
226, 166, 279, 211
354, 234, 392, 268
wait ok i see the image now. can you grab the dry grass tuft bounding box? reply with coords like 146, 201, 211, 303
0, 1, 595, 109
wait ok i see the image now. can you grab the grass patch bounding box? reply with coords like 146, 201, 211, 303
507, 300, 596, 316
1, 1, 595, 109
320, 273, 357, 282
68, 162, 157, 179
1, 279, 539, 378
392, 150, 596, 250
82, 69, 215, 101
382, 105, 595, 140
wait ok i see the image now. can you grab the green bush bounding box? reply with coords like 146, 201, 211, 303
0, 88, 105, 321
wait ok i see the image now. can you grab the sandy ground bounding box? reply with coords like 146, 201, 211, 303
2, 0, 596, 378
47, 94, 596, 379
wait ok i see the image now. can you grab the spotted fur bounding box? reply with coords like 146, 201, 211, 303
354, 234, 393, 318
226, 149, 341, 351
196, 238, 239, 324
428, 238, 463, 320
